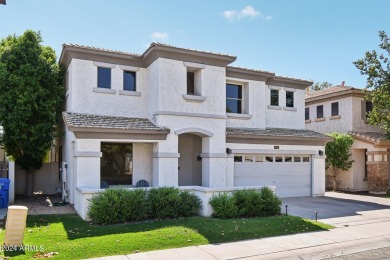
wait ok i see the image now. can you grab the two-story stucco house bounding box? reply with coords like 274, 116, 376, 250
59, 43, 330, 219
305, 85, 390, 194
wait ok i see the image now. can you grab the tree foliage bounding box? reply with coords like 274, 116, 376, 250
0, 30, 63, 171
354, 31, 390, 138
309, 81, 333, 92
325, 133, 354, 190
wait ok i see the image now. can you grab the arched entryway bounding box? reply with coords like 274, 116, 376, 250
175, 127, 213, 187
178, 133, 202, 186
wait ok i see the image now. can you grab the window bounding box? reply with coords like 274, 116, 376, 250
265, 156, 273, 162
244, 156, 254, 162
317, 105, 324, 118
366, 101, 373, 119
331, 102, 339, 116
226, 84, 242, 113
302, 156, 310, 162
101, 143, 133, 185
305, 107, 310, 120
285, 156, 292, 162
187, 72, 195, 95
97, 67, 111, 89
294, 157, 301, 162
234, 156, 243, 162
275, 156, 283, 162
270, 89, 279, 106
286, 91, 294, 107
123, 71, 136, 91
255, 155, 264, 162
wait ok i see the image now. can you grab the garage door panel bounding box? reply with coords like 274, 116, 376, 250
234, 156, 311, 198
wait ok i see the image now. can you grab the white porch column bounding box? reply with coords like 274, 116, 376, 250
152, 135, 179, 187
74, 139, 101, 189
312, 154, 326, 197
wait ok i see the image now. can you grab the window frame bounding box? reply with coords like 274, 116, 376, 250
365, 101, 373, 119
305, 107, 310, 120
97, 67, 111, 89
100, 142, 133, 186
286, 91, 294, 108
226, 83, 243, 114
270, 89, 279, 106
123, 70, 137, 92
187, 72, 195, 95
331, 102, 339, 116
316, 105, 324, 119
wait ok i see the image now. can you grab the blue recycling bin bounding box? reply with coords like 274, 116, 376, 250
0, 178, 10, 208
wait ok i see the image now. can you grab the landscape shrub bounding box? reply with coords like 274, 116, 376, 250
177, 190, 202, 217
233, 189, 263, 217
148, 187, 181, 219
209, 193, 238, 218
260, 187, 282, 216
209, 187, 281, 219
88, 187, 202, 224
88, 189, 128, 225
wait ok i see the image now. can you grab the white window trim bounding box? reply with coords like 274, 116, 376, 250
283, 87, 297, 92
183, 94, 206, 103
92, 87, 116, 94
93, 61, 116, 68
119, 90, 141, 97
119, 65, 140, 72
268, 85, 282, 90
183, 61, 206, 70
226, 113, 252, 120
283, 107, 297, 112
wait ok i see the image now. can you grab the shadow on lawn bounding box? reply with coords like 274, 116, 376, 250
20, 214, 330, 244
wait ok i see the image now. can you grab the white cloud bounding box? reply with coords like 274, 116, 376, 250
222, 6, 271, 21
150, 32, 169, 42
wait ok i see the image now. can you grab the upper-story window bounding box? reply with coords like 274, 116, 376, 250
270, 89, 279, 106
331, 102, 339, 116
97, 67, 111, 89
123, 71, 136, 91
305, 107, 309, 120
226, 83, 242, 114
286, 91, 294, 107
317, 105, 324, 118
187, 72, 195, 95
365, 101, 373, 119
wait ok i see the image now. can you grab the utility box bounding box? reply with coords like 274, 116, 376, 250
0, 178, 10, 208
4, 206, 28, 246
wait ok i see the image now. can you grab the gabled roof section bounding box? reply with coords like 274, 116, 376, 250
267, 76, 313, 90
60, 42, 237, 68
63, 112, 169, 140
226, 66, 275, 81
349, 131, 390, 146
305, 85, 364, 104
142, 42, 237, 67
226, 127, 332, 146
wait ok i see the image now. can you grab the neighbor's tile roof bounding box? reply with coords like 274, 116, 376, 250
62, 44, 142, 57
63, 112, 168, 131
349, 131, 389, 142
306, 85, 357, 98
226, 127, 330, 139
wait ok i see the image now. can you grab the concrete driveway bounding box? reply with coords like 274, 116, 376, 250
282, 191, 390, 227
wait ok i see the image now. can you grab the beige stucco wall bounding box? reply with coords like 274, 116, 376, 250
15, 163, 60, 195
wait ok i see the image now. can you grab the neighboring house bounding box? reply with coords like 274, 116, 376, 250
305, 85, 390, 194
59, 43, 331, 220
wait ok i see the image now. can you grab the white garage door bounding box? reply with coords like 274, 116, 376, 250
234, 155, 311, 198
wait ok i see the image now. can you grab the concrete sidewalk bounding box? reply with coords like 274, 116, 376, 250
91, 192, 390, 260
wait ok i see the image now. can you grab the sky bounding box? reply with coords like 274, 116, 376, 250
0, 0, 389, 88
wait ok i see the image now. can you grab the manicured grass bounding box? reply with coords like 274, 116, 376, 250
0, 214, 333, 259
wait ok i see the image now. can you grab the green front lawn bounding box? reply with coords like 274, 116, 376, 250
1, 214, 333, 259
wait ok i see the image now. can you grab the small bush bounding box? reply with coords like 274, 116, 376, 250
209, 187, 281, 219
233, 189, 263, 217
148, 187, 181, 219
177, 190, 202, 217
209, 193, 238, 218
88, 189, 133, 225
260, 187, 282, 216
